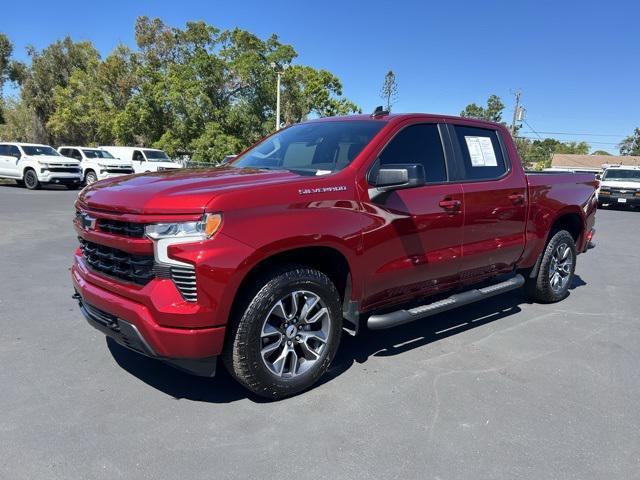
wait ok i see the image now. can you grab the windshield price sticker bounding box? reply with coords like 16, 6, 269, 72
465, 136, 498, 167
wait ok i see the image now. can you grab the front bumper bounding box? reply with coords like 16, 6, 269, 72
39, 170, 83, 184
598, 195, 640, 206
71, 262, 224, 377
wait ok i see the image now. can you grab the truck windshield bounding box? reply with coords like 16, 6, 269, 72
231, 120, 385, 175
602, 169, 640, 182
83, 149, 115, 159
22, 145, 60, 156
143, 150, 170, 161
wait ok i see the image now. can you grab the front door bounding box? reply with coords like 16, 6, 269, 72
360, 123, 464, 310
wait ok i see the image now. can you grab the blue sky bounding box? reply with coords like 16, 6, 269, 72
1, 0, 638, 153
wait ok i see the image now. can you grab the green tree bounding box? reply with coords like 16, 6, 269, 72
380, 70, 398, 111
0, 97, 37, 142
460, 94, 505, 123
591, 150, 611, 156
517, 137, 590, 169
619, 128, 640, 156
20, 37, 99, 143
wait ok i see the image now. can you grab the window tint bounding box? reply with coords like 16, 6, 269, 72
0, 145, 7, 155
59, 148, 69, 157
453, 125, 507, 181
377, 124, 447, 183
9, 145, 21, 157
133, 150, 145, 161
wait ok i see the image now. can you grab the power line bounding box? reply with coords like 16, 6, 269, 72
517, 136, 621, 146
520, 131, 626, 138
522, 119, 543, 140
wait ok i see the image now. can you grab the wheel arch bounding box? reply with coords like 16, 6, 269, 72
228, 244, 357, 334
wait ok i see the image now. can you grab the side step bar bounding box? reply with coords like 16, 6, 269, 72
367, 274, 525, 330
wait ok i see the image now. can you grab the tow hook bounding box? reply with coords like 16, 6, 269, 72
72, 292, 82, 302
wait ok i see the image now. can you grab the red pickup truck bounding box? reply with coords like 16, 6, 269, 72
71, 113, 597, 398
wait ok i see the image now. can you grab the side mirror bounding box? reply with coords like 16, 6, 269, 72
373, 163, 426, 191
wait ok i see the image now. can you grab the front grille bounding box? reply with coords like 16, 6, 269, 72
608, 188, 639, 198
97, 219, 146, 238
79, 238, 154, 285
104, 168, 134, 174
48, 167, 81, 173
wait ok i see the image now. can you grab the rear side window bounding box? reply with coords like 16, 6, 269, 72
377, 124, 447, 183
0, 145, 7, 155
453, 125, 507, 181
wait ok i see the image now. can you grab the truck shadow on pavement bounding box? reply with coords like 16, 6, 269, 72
107, 274, 586, 403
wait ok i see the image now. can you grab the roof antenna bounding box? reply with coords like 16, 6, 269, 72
371, 105, 390, 118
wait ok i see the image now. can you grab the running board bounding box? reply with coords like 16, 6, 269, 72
367, 274, 525, 330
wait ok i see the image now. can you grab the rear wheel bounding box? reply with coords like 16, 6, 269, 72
23, 169, 40, 190
526, 230, 576, 303
223, 266, 342, 399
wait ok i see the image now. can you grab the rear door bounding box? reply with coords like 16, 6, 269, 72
446, 123, 527, 283
0, 145, 11, 175
360, 122, 464, 309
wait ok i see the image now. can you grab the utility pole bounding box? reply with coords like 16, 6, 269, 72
271, 62, 289, 131
511, 90, 522, 136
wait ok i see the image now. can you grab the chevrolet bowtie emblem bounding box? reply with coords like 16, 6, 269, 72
79, 213, 97, 230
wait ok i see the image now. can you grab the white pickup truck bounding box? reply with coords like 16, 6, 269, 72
0, 142, 83, 190
597, 166, 640, 208
99, 146, 181, 174
58, 146, 135, 185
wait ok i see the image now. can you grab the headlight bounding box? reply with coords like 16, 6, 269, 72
145, 213, 222, 242
97, 163, 107, 168
38, 161, 51, 168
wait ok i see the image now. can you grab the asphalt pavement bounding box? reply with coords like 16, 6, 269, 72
1, 183, 639, 479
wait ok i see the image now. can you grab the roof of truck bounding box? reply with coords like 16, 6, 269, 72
308, 112, 505, 130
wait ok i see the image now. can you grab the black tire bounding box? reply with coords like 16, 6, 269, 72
525, 230, 577, 303
23, 169, 41, 190
223, 266, 343, 399
84, 170, 98, 185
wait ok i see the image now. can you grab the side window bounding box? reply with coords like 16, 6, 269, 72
133, 150, 144, 161
453, 125, 507, 181
59, 148, 69, 157
0, 145, 7, 155
8, 145, 21, 158
377, 124, 447, 183
71, 149, 83, 160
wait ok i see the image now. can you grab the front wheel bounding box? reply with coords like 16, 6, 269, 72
223, 266, 343, 399
84, 170, 98, 185
526, 230, 577, 303
23, 169, 41, 190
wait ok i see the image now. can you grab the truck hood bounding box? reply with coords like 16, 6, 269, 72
599, 180, 640, 189
78, 166, 301, 214
90, 158, 134, 168
28, 155, 80, 166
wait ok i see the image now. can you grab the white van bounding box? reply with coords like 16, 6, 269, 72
58, 146, 135, 185
0, 142, 83, 190
99, 146, 181, 174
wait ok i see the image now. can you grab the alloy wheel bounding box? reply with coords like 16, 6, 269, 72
549, 242, 573, 293
260, 290, 331, 378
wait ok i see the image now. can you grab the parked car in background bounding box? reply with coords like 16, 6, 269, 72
72, 113, 597, 398
0, 142, 82, 190
58, 146, 135, 185
99, 146, 181, 174
597, 166, 640, 208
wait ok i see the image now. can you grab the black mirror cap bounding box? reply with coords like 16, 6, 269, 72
373, 163, 426, 191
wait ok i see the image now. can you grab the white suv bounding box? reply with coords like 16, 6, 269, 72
99, 146, 181, 174
58, 146, 135, 185
0, 143, 83, 190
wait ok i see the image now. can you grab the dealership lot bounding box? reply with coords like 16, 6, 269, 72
1, 184, 638, 480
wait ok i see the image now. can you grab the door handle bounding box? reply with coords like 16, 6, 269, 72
508, 193, 525, 205
439, 199, 462, 212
